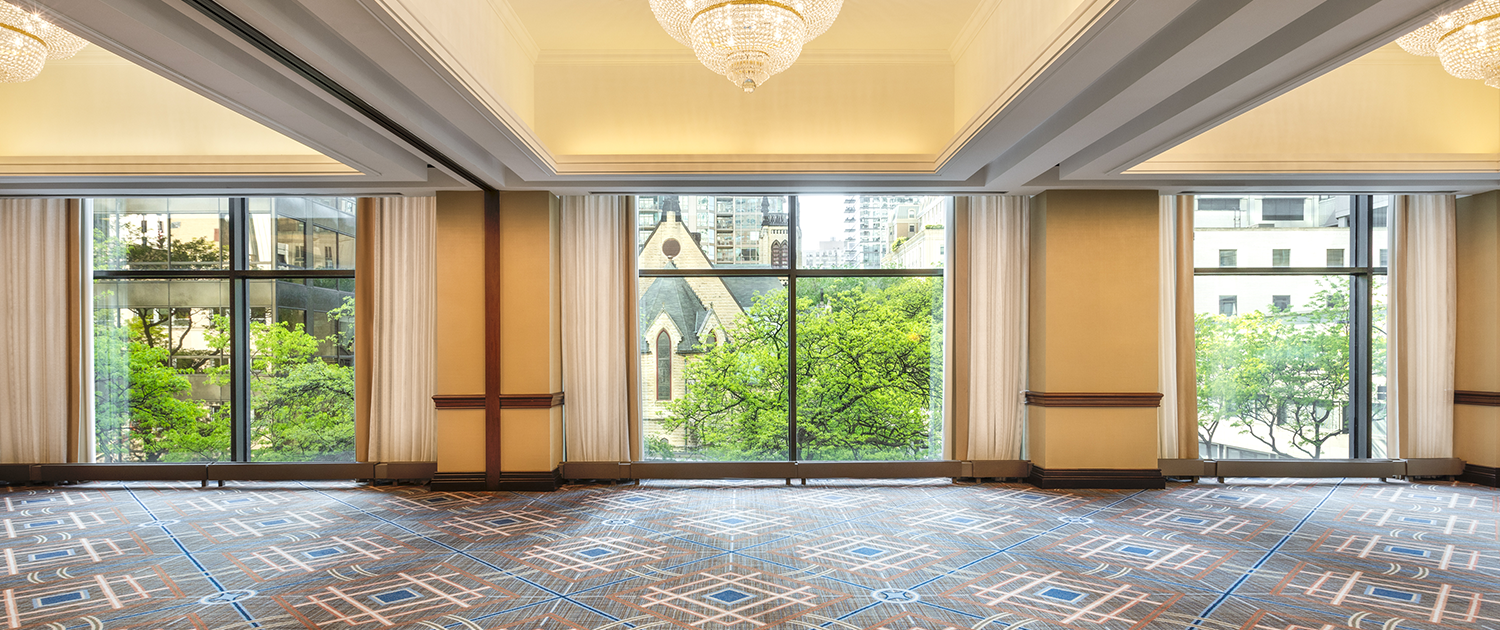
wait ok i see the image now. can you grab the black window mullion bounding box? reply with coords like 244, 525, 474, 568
229, 197, 252, 462
787, 195, 799, 463
1349, 195, 1373, 459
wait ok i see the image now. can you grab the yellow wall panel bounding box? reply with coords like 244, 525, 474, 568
436, 410, 486, 472
435, 191, 488, 395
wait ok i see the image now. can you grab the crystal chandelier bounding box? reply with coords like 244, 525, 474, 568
1397, 0, 1500, 87
0, 0, 88, 83
649, 0, 843, 92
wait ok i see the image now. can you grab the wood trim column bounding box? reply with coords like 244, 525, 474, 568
484, 190, 502, 491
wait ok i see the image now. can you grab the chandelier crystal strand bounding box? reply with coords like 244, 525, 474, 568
649, 0, 843, 92
1396, 0, 1500, 86
0, 2, 45, 82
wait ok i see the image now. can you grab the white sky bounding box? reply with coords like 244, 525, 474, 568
798, 194, 847, 247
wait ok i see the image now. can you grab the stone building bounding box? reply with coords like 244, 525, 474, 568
637, 210, 782, 448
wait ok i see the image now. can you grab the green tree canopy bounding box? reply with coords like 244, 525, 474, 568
654, 277, 942, 461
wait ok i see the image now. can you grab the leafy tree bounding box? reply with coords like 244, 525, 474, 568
93, 324, 225, 462
655, 277, 942, 460
92, 214, 355, 462
1195, 278, 1383, 458
207, 300, 356, 462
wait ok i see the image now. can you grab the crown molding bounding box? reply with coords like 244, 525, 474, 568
552, 153, 942, 175
948, 0, 1003, 63
0, 155, 360, 176
534, 48, 952, 66
939, 0, 1116, 170
1127, 154, 1500, 175
483, 0, 540, 64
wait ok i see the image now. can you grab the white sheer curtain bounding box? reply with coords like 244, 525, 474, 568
358, 197, 437, 462
966, 195, 1028, 460
0, 199, 77, 463
561, 196, 629, 462
1157, 196, 1181, 459
1389, 194, 1456, 459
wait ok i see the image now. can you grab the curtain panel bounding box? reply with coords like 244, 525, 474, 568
1159, 195, 1198, 459
560, 196, 630, 463
0, 199, 86, 464
965, 195, 1029, 461
356, 197, 438, 462
1389, 194, 1457, 459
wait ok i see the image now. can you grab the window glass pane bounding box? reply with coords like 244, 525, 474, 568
1373, 196, 1391, 267
92, 198, 229, 271
798, 195, 949, 269
1372, 274, 1388, 458
93, 279, 230, 462
637, 195, 788, 269
640, 276, 789, 461
1195, 196, 1347, 267
249, 197, 356, 270
247, 279, 357, 462
1195, 274, 1352, 460
795, 276, 944, 461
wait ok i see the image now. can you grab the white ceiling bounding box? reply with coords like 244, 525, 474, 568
14, 0, 1495, 195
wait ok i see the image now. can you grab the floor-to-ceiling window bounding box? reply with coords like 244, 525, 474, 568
637, 195, 948, 462
1194, 195, 1388, 460
91, 197, 357, 462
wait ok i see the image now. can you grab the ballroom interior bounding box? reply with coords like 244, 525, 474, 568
2, 0, 1500, 628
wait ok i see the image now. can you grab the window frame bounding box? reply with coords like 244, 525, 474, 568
634, 195, 949, 463
1193, 194, 1386, 458
89, 197, 357, 462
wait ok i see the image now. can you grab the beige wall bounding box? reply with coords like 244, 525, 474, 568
1455, 192, 1500, 468
1136, 45, 1500, 174
1028, 190, 1160, 469
498, 191, 564, 472
434, 191, 488, 472
535, 60, 953, 157
432, 190, 564, 475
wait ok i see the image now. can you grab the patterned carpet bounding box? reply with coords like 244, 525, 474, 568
1, 477, 1497, 630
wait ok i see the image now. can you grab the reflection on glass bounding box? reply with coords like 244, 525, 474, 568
1372, 274, 1389, 458
1195, 275, 1352, 460
92, 198, 229, 271
639, 276, 789, 461
249, 197, 357, 270
93, 279, 230, 462
796, 277, 944, 461
798, 195, 949, 269
247, 279, 356, 462
637, 196, 789, 269
1195, 196, 1348, 268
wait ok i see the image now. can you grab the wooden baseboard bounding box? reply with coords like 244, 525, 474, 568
495, 469, 564, 491
1458, 464, 1499, 488
428, 472, 488, 491
1027, 467, 1166, 489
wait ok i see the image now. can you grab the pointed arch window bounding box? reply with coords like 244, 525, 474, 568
656, 330, 673, 400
